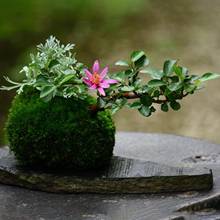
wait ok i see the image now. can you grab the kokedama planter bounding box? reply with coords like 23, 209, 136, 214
1, 36, 219, 175
5, 88, 115, 170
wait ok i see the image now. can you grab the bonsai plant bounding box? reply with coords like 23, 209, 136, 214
1, 36, 219, 170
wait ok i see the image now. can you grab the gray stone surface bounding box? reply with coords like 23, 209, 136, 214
0, 132, 220, 219
177, 192, 220, 212
0, 148, 213, 194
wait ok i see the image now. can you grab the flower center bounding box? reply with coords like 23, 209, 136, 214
92, 72, 101, 85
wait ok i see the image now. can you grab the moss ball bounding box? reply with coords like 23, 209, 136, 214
5, 88, 115, 170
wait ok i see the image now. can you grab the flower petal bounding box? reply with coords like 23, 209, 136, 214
83, 78, 92, 86
100, 81, 110, 88
105, 79, 118, 84
93, 60, 100, 73
89, 84, 97, 90
84, 69, 93, 80
100, 67, 108, 79
98, 87, 106, 96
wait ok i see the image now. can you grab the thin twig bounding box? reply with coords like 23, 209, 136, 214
89, 92, 189, 112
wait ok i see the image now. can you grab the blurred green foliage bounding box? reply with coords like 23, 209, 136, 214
0, 0, 145, 38
0, 0, 148, 83
0, 0, 146, 144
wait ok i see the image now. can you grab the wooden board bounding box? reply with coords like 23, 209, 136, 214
0, 147, 213, 194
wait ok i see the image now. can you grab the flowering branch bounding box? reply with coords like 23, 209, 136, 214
88, 50, 219, 116
1, 36, 219, 117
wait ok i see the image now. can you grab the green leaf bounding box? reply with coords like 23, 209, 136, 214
40, 85, 56, 99
141, 67, 164, 79
48, 59, 59, 69
140, 95, 152, 106
3, 76, 20, 85
168, 82, 183, 91
134, 55, 149, 68
169, 76, 179, 83
120, 86, 135, 92
138, 106, 151, 117
41, 92, 54, 102
173, 66, 187, 81
166, 91, 180, 101
170, 101, 181, 111
153, 90, 160, 97
97, 97, 106, 108
111, 105, 120, 115
76, 84, 86, 93
124, 69, 133, 76
161, 103, 169, 112
189, 75, 200, 82
130, 51, 149, 68
148, 79, 166, 87
181, 67, 188, 75
0, 84, 21, 91
115, 60, 129, 67
133, 78, 142, 88
112, 72, 126, 82
63, 69, 76, 75
59, 74, 74, 85
129, 101, 142, 109
163, 59, 177, 75
76, 62, 84, 69
199, 72, 220, 82
150, 106, 156, 112
141, 57, 149, 66
116, 98, 127, 107
141, 85, 150, 93
184, 84, 197, 93
130, 51, 145, 62
35, 75, 49, 87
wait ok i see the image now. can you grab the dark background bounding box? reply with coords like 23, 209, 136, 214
1, 0, 220, 145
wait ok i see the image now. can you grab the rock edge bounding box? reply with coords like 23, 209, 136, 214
0, 147, 213, 194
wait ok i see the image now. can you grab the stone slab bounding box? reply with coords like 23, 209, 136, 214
114, 132, 220, 168
0, 147, 213, 194
177, 193, 220, 212
1, 132, 220, 219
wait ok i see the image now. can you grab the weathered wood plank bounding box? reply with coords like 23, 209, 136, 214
0, 147, 213, 193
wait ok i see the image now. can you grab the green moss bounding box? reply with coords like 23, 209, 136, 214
5, 88, 115, 170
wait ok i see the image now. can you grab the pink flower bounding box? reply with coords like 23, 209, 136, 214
83, 60, 118, 96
